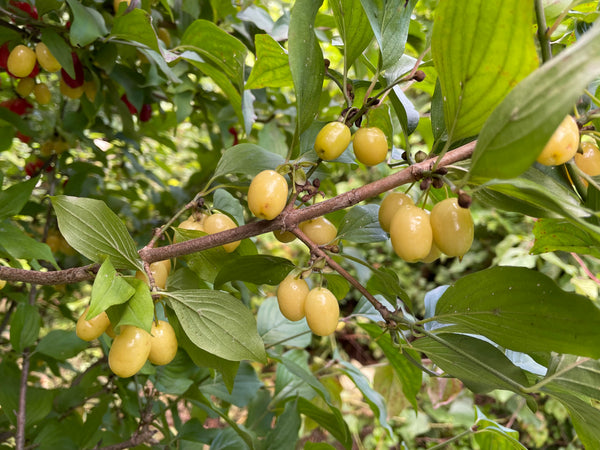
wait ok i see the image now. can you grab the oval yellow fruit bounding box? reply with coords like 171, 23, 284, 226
299, 216, 337, 246
390, 205, 433, 262
248, 169, 289, 220
353, 126, 388, 166
35, 42, 61, 72
108, 325, 151, 377
575, 141, 600, 177
7, 45, 36, 78
537, 115, 579, 166
148, 320, 178, 366
378, 192, 414, 233
277, 275, 309, 321
314, 122, 351, 161
76, 306, 111, 341
430, 198, 474, 258
304, 287, 339, 336
204, 213, 240, 252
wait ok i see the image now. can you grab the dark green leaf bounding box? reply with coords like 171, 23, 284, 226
10, 303, 40, 353
469, 21, 600, 179
296, 397, 352, 450
330, 0, 373, 68
265, 399, 301, 450
0, 177, 37, 220
432, 0, 537, 143
289, 0, 325, 135
213, 144, 285, 179
277, 352, 332, 404
0, 220, 58, 268
412, 333, 530, 394
323, 274, 350, 301
337, 204, 388, 243
0, 107, 34, 135
199, 362, 262, 407
531, 218, 600, 257
52, 195, 142, 270
66, 0, 108, 46
213, 188, 245, 226
359, 323, 422, 409
246, 34, 293, 89
40, 29, 75, 78
88, 258, 136, 319
36, 330, 88, 361
214, 255, 294, 288
359, 0, 416, 71
365, 266, 411, 310
164, 290, 267, 363
111, 9, 160, 53
434, 266, 600, 358
257, 297, 312, 348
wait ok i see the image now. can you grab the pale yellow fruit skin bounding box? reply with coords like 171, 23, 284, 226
35, 42, 61, 72
0, 279, 6, 290
536, 115, 579, 166
305, 287, 339, 336
76, 306, 111, 341
148, 320, 178, 365
108, 325, 151, 377
7, 45, 36, 78
575, 141, 600, 176
299, 217, 337, 246
60, 77, 84, 99
248, 170, 288, 220
114, 0, 131, 13
16, 77, 35, 97
135, 260, 169, 289
314, 122, 351, 161
277, 275, 309, 321
390, 205, 433, 263
353, 127, 388, 166
430, 198, 474, 258
204, 213, 240, 252
421, 241, 442, 263
378, 192, 414, 232
33, 83, 52, 105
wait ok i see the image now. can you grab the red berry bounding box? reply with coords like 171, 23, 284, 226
9, 1, 38, 19
16, 132, 31, 143
0, 43, 9, 69
24, 162, 36, 177
228, 126, 239, 145
139, 103, 152, 122
1, 98, 33, 115
61, 53, 84, 88
121, 94, 138, 114
27, 63, 39, 78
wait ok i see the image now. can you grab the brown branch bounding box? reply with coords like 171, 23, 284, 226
0, 142, 476, 285
16, 349, 30, 450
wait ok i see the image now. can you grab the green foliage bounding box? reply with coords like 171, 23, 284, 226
1, 0, 599, 448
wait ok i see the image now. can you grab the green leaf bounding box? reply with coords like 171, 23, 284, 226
337, 204, 388, 243
469, 21, 600, 179
166, 307, 239, 392
184, 245, 231, 284
359, 323, 422, 409
265, 399, 301, 449
330, 0, 373, 68
432, 0, 537, 143
0, 27, 20, 43
277, 353, 332, 404
338, 358, 393, 435
107, 277, 154, 333
289, 0, 325, 136
0, 107, 34, 135
323, 274, 350, 301
434, 266, 600, 358
40, 29, 75, 79
199, 362, 262, 407
180, 19, 248, 90
546, 355, 600, 402
296, 397, 352, 450
214, 255, 294, 289
213, 144, 285, 179
36, 330, 88, 361
473, 407, 526, 449
531, 218, 600, 258
548, 390, 600, 449
51, 195, 142, 270
66, 0, 108, 46
257, 297, 311, 348
10, 304, 41, 353
365, 266, 411, 310
164, 290, 267, 363
411, 333, 530, 394
213, 188, 245, 226
359, 0, 417, 71
88, 258, 136, 320
0, 220, 58, 268
472, 167, 592, 220
111, 9, 160, 53
246, 34, 293, 89
0, 177, 37, 220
